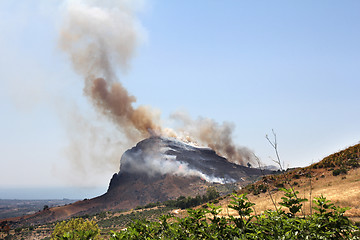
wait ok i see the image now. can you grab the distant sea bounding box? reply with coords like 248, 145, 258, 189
0, 186, 108, 200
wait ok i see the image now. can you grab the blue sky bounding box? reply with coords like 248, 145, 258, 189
1, 0, 359, 199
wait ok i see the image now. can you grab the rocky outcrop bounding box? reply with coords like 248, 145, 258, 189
7, 136, 270, 226
102, 136, 269, 210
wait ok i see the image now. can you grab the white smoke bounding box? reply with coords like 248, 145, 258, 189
58, 0, 256, 181
60, 0, 144, 78
170, 111, 255, 165
120, 138, 235, 184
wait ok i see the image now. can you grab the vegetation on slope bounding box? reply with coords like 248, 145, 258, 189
135, 186, 220, 210
312, 143, 360, 170
2, 142, 360, 239
50, 191, 359, 239
243, 142, 360, 197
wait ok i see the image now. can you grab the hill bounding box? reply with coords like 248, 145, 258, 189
214, 143, 360, 222
1, 136, 268, 227
2, 142, 360, 239
104, 136, 268, 209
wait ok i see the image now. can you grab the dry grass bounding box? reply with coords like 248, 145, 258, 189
216, 168, 360, 221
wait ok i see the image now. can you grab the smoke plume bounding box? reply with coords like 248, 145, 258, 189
59, 0, 255, 176
169, 112, 254, 165
120, 137, 235, 183
120, 139, 231, 184
59, 0, 159, 143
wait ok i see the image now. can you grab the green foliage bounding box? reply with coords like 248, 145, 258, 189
228, 193, 255, 234
205, 186, 220, 200
164, 187, 219, 209
51, 218, 100, 240
96, 206, 171, 229
313, 143, 360, 170
50, 189, 360, 239
310, 195, 356, 239
109, 190, 359, 240
246, 183, 268, 195
144, 202, 160, 209
333, 168, 348, 176
278, 188, 307, 217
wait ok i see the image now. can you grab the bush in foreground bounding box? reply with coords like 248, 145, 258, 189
52, 189, 360, 239
110, 190, 359, 239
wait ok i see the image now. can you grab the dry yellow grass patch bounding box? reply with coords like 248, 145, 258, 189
216, 168, 360, 221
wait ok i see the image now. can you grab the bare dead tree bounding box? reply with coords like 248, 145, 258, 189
266, 129, 284, 171
266, 129, 306, 217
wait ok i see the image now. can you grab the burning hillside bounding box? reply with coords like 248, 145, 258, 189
117, 136, 259, 184
104, 136, 268, 209
4, 137, 269, 227
59, 0, 256, 178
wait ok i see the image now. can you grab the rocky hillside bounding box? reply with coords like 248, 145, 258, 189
104, 136, 269, 209
3, 136, 268, 227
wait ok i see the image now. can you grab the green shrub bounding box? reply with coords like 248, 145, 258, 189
163, 187, 219, 209
109, 190, 360, 239
51, 190, 360, 239
333, 168, 347, 176
51, 218, 100, 240
258, 184, 267, 193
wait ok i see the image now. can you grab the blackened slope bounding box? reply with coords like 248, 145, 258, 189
116, 136, 266, 183
6, 137, 270, 227
105, 136, 270, 210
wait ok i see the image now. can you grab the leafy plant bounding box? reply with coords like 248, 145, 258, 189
278, 188, 307, 217
50, 191, 360, 239
332, 168, 348, 176
51, 218, 100, 240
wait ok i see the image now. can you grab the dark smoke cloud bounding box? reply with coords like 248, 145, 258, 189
59, 0, 255, 176
89, 78, 161, 142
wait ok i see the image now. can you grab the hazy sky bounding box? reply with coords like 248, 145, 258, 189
1, 0, 359, 199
